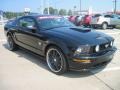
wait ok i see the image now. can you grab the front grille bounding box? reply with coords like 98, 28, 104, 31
90, 42, 112, 53
100, 42, 111, 50
93, 60, 111, 68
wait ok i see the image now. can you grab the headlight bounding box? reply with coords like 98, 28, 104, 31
76, 48, 82, 53
75, 45, 90, 55
95, 45, 100, 52
110, 41, 113, 47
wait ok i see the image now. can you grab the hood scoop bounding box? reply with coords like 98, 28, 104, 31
70, 27, 91, 32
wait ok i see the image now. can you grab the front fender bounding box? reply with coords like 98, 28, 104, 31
43, 38, 70, 57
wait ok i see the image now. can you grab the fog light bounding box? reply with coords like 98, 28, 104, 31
73, 59, 91, 63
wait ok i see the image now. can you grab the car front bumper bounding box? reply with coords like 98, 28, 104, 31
68, 47, 117, 71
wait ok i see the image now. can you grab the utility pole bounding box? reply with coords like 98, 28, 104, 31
113, 0, 117, 14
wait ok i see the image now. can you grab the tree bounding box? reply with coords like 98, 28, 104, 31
54, 9, 58, 15
44, 7, 56, 15
59, 9, 67, 15
68, 10, 72, 16
3, 12, 24, 19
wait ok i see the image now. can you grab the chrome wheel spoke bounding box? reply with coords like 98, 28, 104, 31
47, 48, 63, 72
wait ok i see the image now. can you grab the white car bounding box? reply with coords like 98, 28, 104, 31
91, 14, 120, 29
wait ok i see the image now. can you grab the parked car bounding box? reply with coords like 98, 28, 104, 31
63, 16, 69, 20
82, 15, 92, 27
91, 14, 120, 29
4, 15, 116, 74
69, 15, 85, 26
75, 15, 84, 26
69, 15, 76, 24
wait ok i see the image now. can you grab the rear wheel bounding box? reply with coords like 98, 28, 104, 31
46, 46, 67, 75
7, 34, 18, 51
102, 23, 108, 30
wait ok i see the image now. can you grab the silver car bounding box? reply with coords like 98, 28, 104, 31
91, 14, 120, 29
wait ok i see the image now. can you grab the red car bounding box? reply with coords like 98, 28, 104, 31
69, 16, 76, 24
83, 15, 91, 27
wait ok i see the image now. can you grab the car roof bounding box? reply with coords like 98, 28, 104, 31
24, 14, 62, 18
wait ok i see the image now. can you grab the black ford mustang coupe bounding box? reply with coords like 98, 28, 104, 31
4, 15, 116, 74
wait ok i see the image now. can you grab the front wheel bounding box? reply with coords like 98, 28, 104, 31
102, 23, 108, 30
46, 46, 67, 75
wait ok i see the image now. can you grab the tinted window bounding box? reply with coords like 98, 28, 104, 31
93, 14, 101, 18
19, 17, 35, 28
37, 16, 74, 29
104, 15, 114, 18
113, 15, 120, 18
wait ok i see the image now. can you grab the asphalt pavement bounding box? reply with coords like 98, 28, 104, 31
0, 26, 120, 90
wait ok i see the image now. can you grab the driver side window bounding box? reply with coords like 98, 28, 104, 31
19, 17, 35, 28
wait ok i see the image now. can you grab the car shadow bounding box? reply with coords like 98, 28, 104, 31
91, 27, 114, 30
3, 43, 107, 78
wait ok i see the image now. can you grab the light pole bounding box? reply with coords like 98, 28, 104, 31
73, 6, 76, 15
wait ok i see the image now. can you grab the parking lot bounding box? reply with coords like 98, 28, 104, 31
0, 25, 120, 90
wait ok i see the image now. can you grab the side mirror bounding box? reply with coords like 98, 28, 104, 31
27, 25, 37, 33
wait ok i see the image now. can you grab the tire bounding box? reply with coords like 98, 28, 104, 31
7, 34, 18, 51
102, 23, 108, 30
112, 25, 116, 29
46, 46, 67, 75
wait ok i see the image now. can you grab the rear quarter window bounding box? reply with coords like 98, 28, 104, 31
93, 14, 101, 18
104, 15, 114, 18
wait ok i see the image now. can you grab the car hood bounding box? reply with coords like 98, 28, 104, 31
44, 27, 113, 46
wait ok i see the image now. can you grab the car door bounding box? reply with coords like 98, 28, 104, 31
15, 17, 43, 54
116, 15, 120, 25
118, 16, 120, 25
110, 15, 118, 25
104, 15, 113, 25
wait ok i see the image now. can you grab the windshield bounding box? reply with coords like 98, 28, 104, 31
37, 16, 74, 30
